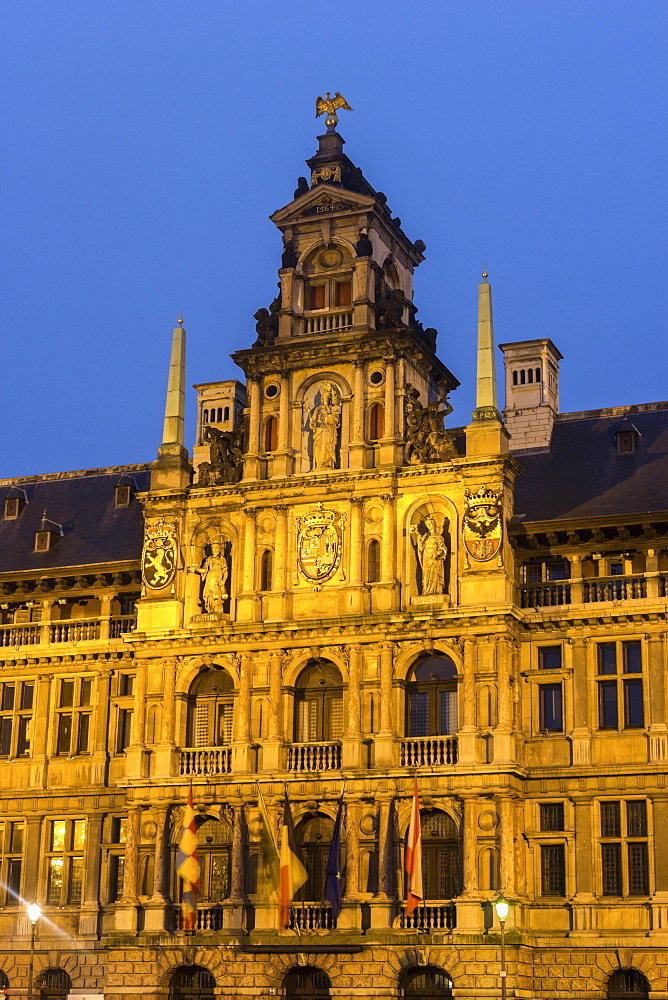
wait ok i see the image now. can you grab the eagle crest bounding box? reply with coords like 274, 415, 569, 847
315, 92, 353, 118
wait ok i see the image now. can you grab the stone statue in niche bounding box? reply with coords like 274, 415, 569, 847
410, 516, 448, 596
309, 382, 341, 470
195, 539, 229, 615
197, 420, 244, 486
404, 384, 456, 465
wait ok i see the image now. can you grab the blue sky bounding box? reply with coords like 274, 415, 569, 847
1, 0, 666, 477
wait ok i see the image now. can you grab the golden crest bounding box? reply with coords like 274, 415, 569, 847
463, 486, 503, 562
142, 518, 178, 590
296, 503, 345, 586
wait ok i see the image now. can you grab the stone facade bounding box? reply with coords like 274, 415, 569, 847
0, 120, 667, 1000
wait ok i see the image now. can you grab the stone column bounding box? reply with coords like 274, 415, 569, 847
155, 658, 178, 780
242, 377, 261, 479
499, 797, 515, 896
224, 804, 246, 931
349, 362, 366, 468
264, 651, 285, 771
239, 509, 259, 622
396, 356, 407, 444
647, 634, 668, 762
651, 793, 668, 933
342, 645, 363, 769
374, 642, 396, 767
99, 593, 112, 641
571, 638, 591, 765
39, 598, 54, 645
338, 798, 362, 931
29, 675, 51, 788
369, 797, 395, 928
79, 812, 103, 936
349, 498, 363, 586
22, 816, 43, 905
570, 797, 596, 932
274, 506, 288, 593
144, 805, 170, 931
278, 372, 290, 450
494, 638, 514, 763
232, 654, 253, 772
126, 661, 147, 778
378, 360, 396, 465
380, 495, 394, 582
116, 805, 141, 932
455, 795, 485, 934
458, 637, 478, 764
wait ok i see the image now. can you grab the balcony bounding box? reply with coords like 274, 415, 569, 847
520, 583, 571, 608
287, 741, 342, 772
400, 736, 458, 767
584, 575, 647, 602
0, 615, 136, 647
289, 902, 335, 932
179, 747, 232, 777
171, 904, 224, 932
304, 310, 353, 336
521, 573, 666, 610
396, 903, 456, 931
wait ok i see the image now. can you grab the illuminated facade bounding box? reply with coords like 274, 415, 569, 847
1, 117, 667, 1000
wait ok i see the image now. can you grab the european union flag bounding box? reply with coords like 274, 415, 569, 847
324, 793, 344, 917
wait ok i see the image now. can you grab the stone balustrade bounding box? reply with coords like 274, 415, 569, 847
0, 615, 137, 647
397, 903, 456, 931
400, 736, 458, 767
289, 902, 335, 932
179, 747, 232, 777
287, 741, 342, 772
584, 575, 647, 602
304, 310, 353, 335
171, 904, 224, 932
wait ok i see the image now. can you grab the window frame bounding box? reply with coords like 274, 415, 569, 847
596, 641, 644, 731
45, 817, 86, 906
0, 680, 34, 758
599, 799, 650, 898
54, 676, 93, 757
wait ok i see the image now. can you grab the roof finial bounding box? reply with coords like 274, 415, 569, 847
177, 311, 184, 326
482, 262, 488, 282
315, 92, 353, 133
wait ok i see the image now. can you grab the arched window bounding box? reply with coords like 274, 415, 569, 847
479, 846, 499, 890
187, 667, 234, 747
520, 369, 526, 384
295, 813, 335, 902
264, 415, 278, 452
368, 402, 385, 441
260, 549, 273, 592
38, 969, 71, 1000
527, 368, 534, 383
420, 812, 461, 899
224, 405, 230, 421
203, 409, 209, 424
294, 661, 343, 742
406, 655, 458, 737
169, 966, 216, 1000
283, 965, 331, 999
512, 370, 518, 386
535, 367, 541, 382
607, 969, 650, 998
146, 703, 163, 744
367, 539, 381, 583
217, 408, 223, 423
400, 965, 454, 998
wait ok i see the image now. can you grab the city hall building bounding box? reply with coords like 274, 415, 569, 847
1, 109, 667, 1000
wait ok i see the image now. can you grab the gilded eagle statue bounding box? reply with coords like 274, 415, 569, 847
315, 92, 353, 119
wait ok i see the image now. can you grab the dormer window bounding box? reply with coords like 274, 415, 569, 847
114, 485, 131, 507
4, 498, 20, 519
35, 530, 54, 552
616, 430, 637, 454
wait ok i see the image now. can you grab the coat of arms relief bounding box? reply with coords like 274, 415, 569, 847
463, 485, 503, 562
141, 518, 179, 592
296, 504, 345, 590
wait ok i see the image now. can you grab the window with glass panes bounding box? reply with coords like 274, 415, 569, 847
55, 677, 92, 755
172, 816, 231, 905
538, 646, 562, 671
538, 683, 563, 731
46, 819, 86, 904
406, 656, 458, 738
0, 820, 24, 904
0, 680, 34, 757
540, 843, 566, 896
187, 667, 235, 748
113, 672, 135, 753
106, 815, 126, 903
600, 800, 649, 896
294, 661, 343, 743
540, 803, 565, 831
420, 811, 460, 900
597, 641, 644, 729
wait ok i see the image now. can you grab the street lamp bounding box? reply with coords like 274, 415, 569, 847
26, 902, 41, 1000
495, 897, 509, 1000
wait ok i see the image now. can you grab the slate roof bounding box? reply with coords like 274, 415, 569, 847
514, 404, 668, 522
0, 467, 151, 574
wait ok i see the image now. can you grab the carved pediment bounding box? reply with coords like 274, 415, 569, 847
270, 184, 375, 225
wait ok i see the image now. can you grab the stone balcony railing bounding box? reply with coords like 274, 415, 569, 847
400, 736, 458, 767
0, 615, 136, 647
289, 902, 336, 932
170, 904, 224, 932
288, 741, 342, 772
179, 747, 232, 777
303, 310, 353, 335
520, 574, 667, 610
396, 902, 457, 931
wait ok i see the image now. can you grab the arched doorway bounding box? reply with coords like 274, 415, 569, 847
169, 965, 216, 1000
293, 661, 343, 743
187, 665, 235, 747
406, 655, 458, 737
283, 966, 331, 999
37, 969, 71, 1000
607, 969, 650, 998
401, 966, 454, 999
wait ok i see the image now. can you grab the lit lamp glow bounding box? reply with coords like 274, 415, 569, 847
26, 902, 41, 1000
495, 897, 509, 1000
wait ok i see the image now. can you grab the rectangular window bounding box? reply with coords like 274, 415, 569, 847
0, 820, 24, 905
628, 842, 649, 895
624, 679, 644, 727
77, 714, 91, 754
623, 641, 642, 673
119, 674, 134, 697
539, 646, 562, 671
109, 854, 125, 903
46, 818, 86, 905
539, 684, 563, 731
600, 799, 649, 897
627, 801, 647, 837
601, 801, 621, 838
57, 714, 73, 755
598, 643, 617, 675
409, 691, 429, 738
597, 641, 644, 730
56, 677, 93, 755
7, 857, 21, 901
0, 718, 12, 757
540, 844, 565, 896
309, 284, 325, 309
116, 709, 133, 753
335, 280, 352, 307
599, 681, 618, 728
540, 803, 565, 832
60, 679, 75, 707
602, 842, 622, 895
1, 685, 15, 711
